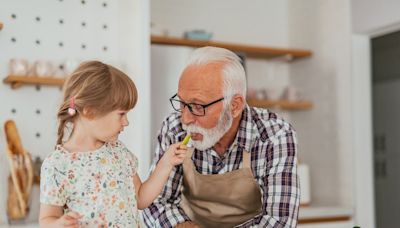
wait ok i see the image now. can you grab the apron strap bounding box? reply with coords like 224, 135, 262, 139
242, 150, 251, 169
186, 147, 195, 159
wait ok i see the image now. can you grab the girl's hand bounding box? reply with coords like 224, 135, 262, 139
160, 142, 187, 168
56, 211, 82, 228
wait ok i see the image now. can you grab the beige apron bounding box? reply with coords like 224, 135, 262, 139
181, 148, 262, 228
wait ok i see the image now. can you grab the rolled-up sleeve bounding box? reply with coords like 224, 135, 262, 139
142, 119, 191, 227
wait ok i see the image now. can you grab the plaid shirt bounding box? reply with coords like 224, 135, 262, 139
142, 106, 300, 227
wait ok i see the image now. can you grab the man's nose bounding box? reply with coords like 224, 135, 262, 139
181, 105, 195, 125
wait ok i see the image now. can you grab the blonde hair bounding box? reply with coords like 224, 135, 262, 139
56, 61, 138, 145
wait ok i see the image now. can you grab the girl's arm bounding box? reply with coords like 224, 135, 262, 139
39, 204, 82, 228
134, 143, 186, 209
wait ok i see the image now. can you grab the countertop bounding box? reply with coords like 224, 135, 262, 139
0, 206, 353, 227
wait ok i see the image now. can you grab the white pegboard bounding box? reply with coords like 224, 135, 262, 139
0, 0, 120, 156
0, 0, 151, 224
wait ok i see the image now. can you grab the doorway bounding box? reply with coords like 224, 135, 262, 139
371, 30, 400, 228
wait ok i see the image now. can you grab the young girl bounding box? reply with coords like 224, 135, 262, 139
39, 61, 187, 228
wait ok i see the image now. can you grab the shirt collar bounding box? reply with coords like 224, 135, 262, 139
233, 105, 262, 152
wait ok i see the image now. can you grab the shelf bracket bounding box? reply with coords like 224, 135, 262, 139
11, 82, 23, 89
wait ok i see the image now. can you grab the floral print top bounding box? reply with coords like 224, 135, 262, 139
40, 141, 140, 228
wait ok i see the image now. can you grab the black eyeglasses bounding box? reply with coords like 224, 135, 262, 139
169, 93, 224, 116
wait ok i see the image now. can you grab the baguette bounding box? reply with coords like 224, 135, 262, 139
4, 120, 34, 221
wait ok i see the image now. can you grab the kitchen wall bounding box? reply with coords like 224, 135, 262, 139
0, 0, 150, 223
288, 0, 353, 206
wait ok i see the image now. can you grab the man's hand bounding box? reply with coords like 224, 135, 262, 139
175, 221, 201, 228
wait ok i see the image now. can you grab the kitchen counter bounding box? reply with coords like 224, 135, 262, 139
0, 206, 353, 227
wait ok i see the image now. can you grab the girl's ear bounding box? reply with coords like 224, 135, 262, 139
230, 95, 245, 118
82, 107, 96, 119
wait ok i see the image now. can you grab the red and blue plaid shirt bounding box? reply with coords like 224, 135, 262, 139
143, 106, 300, 227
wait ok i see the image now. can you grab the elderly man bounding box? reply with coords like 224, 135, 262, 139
143, 46, 300, 228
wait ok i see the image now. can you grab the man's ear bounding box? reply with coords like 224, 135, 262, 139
230, 95, 245, 118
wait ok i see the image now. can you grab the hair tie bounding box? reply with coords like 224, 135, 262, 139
68, 96, 76, 116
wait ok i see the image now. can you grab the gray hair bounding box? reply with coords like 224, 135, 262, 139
185, 46, 247, 106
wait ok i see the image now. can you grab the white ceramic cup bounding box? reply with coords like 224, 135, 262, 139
9, 59, 29, 75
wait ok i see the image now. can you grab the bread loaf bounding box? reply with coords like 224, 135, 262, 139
4, 120, 34, 221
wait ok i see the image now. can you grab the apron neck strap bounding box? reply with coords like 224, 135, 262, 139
187, 147, 195, 158
242, 150, 251, 169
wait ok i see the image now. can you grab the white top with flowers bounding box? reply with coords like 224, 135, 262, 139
40, 141, 140, 228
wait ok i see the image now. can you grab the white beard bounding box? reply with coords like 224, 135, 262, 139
182, 106, 233, 151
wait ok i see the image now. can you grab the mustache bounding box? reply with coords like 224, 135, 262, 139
180, 107, 233, 150
182, 123, 206, 134
181, 105, 232, 135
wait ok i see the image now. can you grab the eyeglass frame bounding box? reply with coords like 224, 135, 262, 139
169, 93, 225, 116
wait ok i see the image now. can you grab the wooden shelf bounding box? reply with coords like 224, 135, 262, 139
3, 75, 65, 89
247, 99, 313, 110
151, 35, 312, 60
